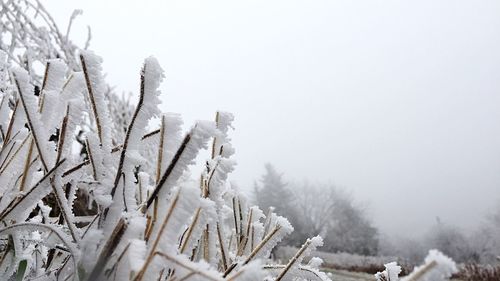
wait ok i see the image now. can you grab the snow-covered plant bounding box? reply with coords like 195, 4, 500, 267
0, 0, 135, 147
375, 262, 402, 281
401, 250, 457, 281
375, 250, 458, 281
0, 0, 85, 77
0, 38, 333, 281
459, 263, 500, 281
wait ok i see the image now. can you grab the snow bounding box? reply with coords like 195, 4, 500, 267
0, 29, 335, 279
375, 262, 402, 281
402, 250, 458, 281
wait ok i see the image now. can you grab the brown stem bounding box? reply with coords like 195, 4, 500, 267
405, 260, 438, 281
14, 75, 50, 171
84, 139, 97, 180
243, 225, 281, 265
275, 238, 312, 281
154, 251, 223, 281
216, 223, 228, 271
134, 190, 180, 281
80, 54, 103, 145
145, 131, 191, 210
19, 138, 34, 192
0, 159, 66, 221
86, 218, 128, 281
55, 105, 70, 165
179, 207, 201, 254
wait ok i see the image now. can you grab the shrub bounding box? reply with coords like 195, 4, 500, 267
0, 1, 333, 281
455, 264, 500, 281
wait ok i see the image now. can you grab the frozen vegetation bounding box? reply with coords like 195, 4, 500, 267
0, 1, 498, 281
0, 1, 332, 280
0, 47, 332, 280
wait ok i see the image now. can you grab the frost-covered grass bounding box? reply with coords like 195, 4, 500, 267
0, 2, 336, 280
276, 246, 400, 274
278, 246, 460, 281
0, 47, 336, 281
0, 1, 475, 281
455, 264, 500, 281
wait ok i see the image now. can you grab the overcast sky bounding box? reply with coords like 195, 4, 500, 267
45, 0, 500, 237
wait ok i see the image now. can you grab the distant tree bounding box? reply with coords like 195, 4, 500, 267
254, 163, 295, 217
425, 219, 478, 263
289, 182, 333, 240
378, 234, 427, 266
253, 164, 303, 246
326, 194, 379, 255
470, 202, 500, 264
289, 182, 379, 255
381, 207, 500, 266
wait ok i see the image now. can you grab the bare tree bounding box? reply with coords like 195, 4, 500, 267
470, 202, 500, 264
254, 163, 297, 218
253, 164, 303, 246
287, 179, 378, 255
425, 219, 478, 263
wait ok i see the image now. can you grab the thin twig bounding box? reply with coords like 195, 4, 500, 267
154, 252, 223, 281
55, 105, 70, 165
145, 132, 191, 210
275, 238, 313, 281
134, 190, 181, 281
14, 74, 49, 171
86, 218, 128, 281
80, 54, 103, 145
216, 223, 228, 272
84, 139, 97, 180
243, 225, 281, 265
0, 158, 66, 221
19, 137, 34, 191
179, 207, 201, 254
404, 260, 438, 281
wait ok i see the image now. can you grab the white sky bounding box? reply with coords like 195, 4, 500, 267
44, 0, 500, 237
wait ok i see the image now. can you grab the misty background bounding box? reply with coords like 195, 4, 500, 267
43, 0, 500, 239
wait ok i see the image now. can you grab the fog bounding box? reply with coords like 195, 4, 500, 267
45, 0, 500, 237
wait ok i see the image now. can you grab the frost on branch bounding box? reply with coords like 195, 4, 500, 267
374, 250, 458, 281
401, 250, 458, 281
0, 32, 332, 281
375, 262, 402, 281
0, 1, 375, 280
0, 2, 467, 281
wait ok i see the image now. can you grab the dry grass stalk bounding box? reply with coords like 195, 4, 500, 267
0, 134, 30, 175
156, 115, 166, 183
87, 218, 128, 280
2, 100, 20, 146
134, 190, 180, 281
61, 129, 161, 179
243, 225, 282, 266
18, 138, 34, 192
154, 251, 223, 281
110, 60, 148, 202
211, 111, 220, 159
14, 75, 49, 171
179, 207, 201, 254
275, 238, 313, 281
80, 54, 104, 145
84, 138, 97, 180
38, 61, 51, 112
145, 132, 191, 209
55, 105, 70, 165
404, 260, 437, 281
0, 158, 65, 221
217, 222, 229, 271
